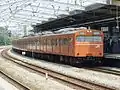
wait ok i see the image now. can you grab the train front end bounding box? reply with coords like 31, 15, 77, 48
75, 29, 104, 61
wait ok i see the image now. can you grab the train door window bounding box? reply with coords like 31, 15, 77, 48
55, 39, 57, 46
33, 41, 34, 49
50, 39, 51, 46
35, 41, 37, 50
43, 39, 46, 45
45, 39, 46, 45
47, 39, 49, 46
57, 39, 59, 46
69, 38, 73, 43
59, 39, 61, 45
52, 39, 57, 46
43, 40, 44, 45
35, 41, 37, 49
51, 39, 53, 46
39, 39, 41, 45
37, 40, 39, 49
51, 39, 54, 46
41, 39, 43, 45
46, 39, 47, 46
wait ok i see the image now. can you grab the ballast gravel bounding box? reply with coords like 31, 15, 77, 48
8, 49, 120, 89
0, 49, 74, 90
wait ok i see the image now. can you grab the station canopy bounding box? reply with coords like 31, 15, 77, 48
34, 3, 120, 33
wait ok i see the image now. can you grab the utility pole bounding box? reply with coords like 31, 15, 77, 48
3, 26, 8, 46
23, 25, 27, 36
107, 0, 112, 4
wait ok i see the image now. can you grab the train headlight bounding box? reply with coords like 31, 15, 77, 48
87, 30, 92, 32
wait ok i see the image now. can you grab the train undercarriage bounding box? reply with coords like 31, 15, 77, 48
12, 48, 103, 67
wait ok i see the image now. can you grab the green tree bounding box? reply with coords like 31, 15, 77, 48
0, 27, 11, 45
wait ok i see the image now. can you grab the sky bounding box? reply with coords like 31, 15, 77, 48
0, 0, 108, 36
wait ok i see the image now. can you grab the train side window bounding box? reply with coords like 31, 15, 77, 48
62, 38, 68, 45
67, 38, 72, 45
41, 40, 43, 45
65, 38, 68, 45
59, 39, 61, 45
52, 39, 55, 46
54, 39, 57, 46
52, 39, 57, 46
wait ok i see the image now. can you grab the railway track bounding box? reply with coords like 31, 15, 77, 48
1, 49, 115, 90
0, 48, 30, 90
86, 67, 120, 76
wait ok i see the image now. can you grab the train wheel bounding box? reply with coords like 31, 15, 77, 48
69, 57, 73, 66
67, 57, 70, 65
70, 57, 76, 66
65, 57, 68, 64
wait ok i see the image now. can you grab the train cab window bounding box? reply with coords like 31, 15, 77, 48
93, 36, 102, 42
76, 36, 102, 42
76, 36, 84, 42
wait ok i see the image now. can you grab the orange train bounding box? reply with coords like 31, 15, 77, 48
12, 28, 104, 65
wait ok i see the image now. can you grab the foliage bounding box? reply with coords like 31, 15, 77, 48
112, 0, 120, 1
0, 27, 11, 45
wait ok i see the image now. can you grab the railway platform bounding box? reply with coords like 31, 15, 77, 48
104, 53, 120, 59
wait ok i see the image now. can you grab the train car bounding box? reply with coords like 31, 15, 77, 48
12, 28, 104, 65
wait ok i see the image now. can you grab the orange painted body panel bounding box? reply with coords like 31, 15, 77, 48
75, 42, 103, 57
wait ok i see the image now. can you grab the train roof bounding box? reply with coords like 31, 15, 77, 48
15, 28, 102, 41
41, 28, 102, 37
